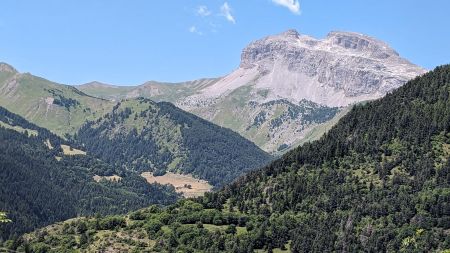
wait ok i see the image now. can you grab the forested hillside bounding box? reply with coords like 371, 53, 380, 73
77, 98, 272, 187
0, 107, 179, 240
10, 65, 450, 252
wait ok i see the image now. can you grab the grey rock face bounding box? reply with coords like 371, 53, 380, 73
238, 30, 426, 105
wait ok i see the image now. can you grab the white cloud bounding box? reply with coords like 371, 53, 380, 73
196, 5, 211, 17
220, 2, 236, 24
189, 26, 203, 35
271, 0, 301, 14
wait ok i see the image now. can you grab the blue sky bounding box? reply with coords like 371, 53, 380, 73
0, 0, 449, 85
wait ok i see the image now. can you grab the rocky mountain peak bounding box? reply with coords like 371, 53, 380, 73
280, 29, 300, 39
221, 30, 426, 107
326, 31, 400, 59
0, 62, 18, 73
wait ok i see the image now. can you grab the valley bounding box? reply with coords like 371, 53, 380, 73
0, 6, 448, 251
76, 97, 271, 187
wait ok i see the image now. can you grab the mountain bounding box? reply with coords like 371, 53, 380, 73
0, 106, 179, 239
0, 63, 114, 136
233, 30, 424, 106
76, 98, 272, 187
77, 30, 426, 153
13, 65, 450, 252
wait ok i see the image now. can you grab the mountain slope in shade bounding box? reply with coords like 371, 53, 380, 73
13, 65, 450, 252
77, 30, 426, 153
0, 106, 179, 239
0, 63, 115, 136
76, 98, 272, 187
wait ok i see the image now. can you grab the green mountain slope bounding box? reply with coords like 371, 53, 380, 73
193, 96, 341, 154
0, 63, 114, 136
0, 106, 179, 240
12, 65, 450, 252
77, 98, 272, 187
78, 78, 342, 154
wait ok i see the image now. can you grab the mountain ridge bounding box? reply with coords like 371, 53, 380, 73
0, 66, 114, 136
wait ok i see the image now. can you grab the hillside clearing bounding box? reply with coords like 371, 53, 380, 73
93, 175, 122, 182
61, 144, 86, 155
0, 120, 38, 137
141, 172, 212, 198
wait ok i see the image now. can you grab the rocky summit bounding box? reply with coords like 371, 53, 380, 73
188, 29, 426, 107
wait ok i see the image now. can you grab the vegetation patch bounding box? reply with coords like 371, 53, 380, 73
203, 224, 248, 236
